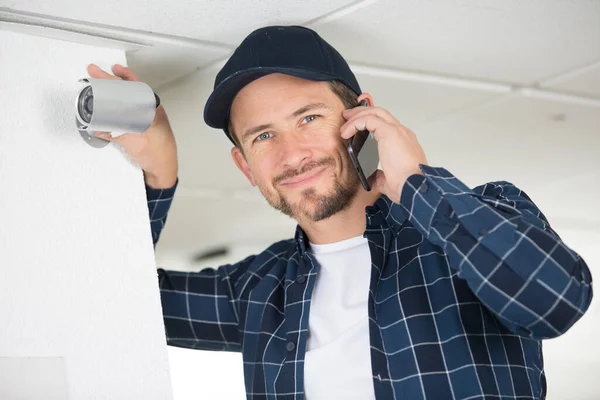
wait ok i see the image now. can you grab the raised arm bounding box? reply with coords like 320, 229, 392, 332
394, 165, 593, 340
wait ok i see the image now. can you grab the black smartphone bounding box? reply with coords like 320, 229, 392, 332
346, 100, 380, 191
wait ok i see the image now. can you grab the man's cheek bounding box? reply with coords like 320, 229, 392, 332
259, 171, 277, 190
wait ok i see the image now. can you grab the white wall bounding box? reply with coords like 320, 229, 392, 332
0, 31, 173, 399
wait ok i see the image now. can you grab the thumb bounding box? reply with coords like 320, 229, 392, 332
109, 133, 139, 150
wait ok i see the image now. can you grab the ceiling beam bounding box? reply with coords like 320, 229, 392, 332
350, 62, 512, 93
0, 7, 233, 53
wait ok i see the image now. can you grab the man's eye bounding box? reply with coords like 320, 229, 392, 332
256, 132, 272, 141
302, 115, 318, 124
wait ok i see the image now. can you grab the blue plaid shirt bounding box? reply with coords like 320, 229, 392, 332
148, 165, 593, 400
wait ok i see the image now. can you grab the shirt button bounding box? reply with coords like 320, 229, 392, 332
420, 183, 428, 193
296, 275, 306, 284
286, 342, 296, 352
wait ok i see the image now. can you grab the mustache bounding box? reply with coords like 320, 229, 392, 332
273, 157, 336, 186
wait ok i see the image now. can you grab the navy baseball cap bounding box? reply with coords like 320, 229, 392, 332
203, 25, 362, 143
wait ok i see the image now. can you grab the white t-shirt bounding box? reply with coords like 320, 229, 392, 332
304, 235, 376, 399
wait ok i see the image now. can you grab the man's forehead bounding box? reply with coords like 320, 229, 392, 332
231, 80, 334, 126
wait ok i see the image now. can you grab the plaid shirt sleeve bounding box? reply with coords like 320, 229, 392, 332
395, 165, 593, 340
156, 257, 255, 352
145, 179, 179, 247
145, 179, 253, 352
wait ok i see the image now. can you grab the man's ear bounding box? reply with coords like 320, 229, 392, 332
231, 146, 256, 186
356, 92, 374, 107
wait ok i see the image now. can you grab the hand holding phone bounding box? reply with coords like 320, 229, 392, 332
346, 100, 380, 191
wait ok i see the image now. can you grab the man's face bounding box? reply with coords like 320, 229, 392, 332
229, 74, 362, 223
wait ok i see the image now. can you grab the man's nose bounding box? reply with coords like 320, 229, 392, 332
279, 135, 314, 169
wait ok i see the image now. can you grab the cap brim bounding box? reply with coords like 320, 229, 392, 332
203, 67, 339, 130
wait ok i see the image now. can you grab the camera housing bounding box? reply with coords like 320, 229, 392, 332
75, 78, 159, 148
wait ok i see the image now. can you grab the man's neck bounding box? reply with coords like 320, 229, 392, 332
299, 188, 382, 245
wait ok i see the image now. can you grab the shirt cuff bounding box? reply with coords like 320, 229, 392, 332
146, 178, 179, 202
398, 167, 445, 236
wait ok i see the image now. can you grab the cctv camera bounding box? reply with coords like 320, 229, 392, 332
75, 78, 160, 148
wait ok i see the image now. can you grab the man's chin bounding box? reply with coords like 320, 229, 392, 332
290, 188, 357, 222
265, 172, 360, 222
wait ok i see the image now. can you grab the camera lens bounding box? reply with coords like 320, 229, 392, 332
77, 86, 93, 124
84, 95, 94, 114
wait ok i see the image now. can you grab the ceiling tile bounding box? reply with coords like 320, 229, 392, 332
314, 0, 600, 85
127, 46, 227, 89
3, 0, 356, 44
356, 72, 501, 127
415, 94, 600, 221
543, 63, 600, 98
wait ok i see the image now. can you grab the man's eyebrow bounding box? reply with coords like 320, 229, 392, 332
288, 103, 331, 119
240, 103, 331, 144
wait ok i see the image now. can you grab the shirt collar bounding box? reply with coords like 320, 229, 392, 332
372, 194, 409, 236
293, 194, 408, 255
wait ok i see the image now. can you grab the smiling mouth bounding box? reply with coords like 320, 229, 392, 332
280, 167, 328, 188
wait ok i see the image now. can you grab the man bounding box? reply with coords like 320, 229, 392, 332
89, 26, 592, 399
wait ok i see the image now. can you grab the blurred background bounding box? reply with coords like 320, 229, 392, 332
2, 0, 598, 398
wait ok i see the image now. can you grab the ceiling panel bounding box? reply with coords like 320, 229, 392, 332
127, 47, 229, 89
543, 64, 600, 98
357, 72, 501, 127
415, 94, 600, 222
3, 0, 356, 44
314, 0, 600, 85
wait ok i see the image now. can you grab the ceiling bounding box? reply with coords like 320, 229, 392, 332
2, 0, 599, 398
